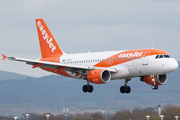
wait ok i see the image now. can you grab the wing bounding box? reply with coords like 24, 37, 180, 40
2, 54, 117, 73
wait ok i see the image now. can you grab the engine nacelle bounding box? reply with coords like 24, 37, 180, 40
140, 74, 168, 85
84, 69, 111, 84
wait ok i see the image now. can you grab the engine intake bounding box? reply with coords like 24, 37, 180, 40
84, 69, 111, 84
157, 74, 168, 85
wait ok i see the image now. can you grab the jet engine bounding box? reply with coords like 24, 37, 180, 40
140, 74, 168, 85
84, 69, 111, 84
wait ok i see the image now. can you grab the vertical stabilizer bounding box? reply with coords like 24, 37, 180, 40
35, 19, 63, 58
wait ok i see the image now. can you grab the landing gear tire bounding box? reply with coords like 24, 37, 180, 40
120, 86, 126, 94
89, 85, 94, 93
120, 86, 131, 94
82, 85, 94, 93
152, 85, 158, 90
126, 86, 131, 94
83, 85, 88, 92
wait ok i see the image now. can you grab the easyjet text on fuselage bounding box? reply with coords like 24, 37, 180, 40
119, 52, 143, 58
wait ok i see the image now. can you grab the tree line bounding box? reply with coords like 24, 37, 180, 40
1, 104, 180, 120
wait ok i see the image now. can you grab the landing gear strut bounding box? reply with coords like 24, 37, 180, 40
82, 81, 94, 93
151, 75, 158, 90
120, 79, 131, 94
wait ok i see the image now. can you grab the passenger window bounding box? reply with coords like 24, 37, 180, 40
155, 55, 159, 59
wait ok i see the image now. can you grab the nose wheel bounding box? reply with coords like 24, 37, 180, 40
152, 85, 158, 90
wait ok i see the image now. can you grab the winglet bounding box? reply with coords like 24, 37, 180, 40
2, 54, 7, 60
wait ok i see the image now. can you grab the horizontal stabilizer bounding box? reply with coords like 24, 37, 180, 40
2, 54, 7, 61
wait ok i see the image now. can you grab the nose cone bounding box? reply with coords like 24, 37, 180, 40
170, 59, 178, 71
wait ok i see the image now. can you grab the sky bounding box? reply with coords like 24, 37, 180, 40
0, 0, 180, 77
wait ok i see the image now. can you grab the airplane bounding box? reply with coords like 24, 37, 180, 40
2, 19, 178, 94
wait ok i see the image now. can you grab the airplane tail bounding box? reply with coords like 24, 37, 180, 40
35, 19, 64, 58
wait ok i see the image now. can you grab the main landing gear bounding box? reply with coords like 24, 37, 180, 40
120, 79, 131, 94
82, 81, 94, 93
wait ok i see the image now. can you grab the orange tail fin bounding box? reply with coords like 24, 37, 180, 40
35, 19, 64, 58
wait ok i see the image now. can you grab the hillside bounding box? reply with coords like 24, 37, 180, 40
0, 62, 179, 116
0, 70, 33, 81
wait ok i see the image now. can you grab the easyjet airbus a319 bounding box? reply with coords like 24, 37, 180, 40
2, 19, 178, 94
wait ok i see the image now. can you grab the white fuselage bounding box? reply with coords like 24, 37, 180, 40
59, 49, 178, 80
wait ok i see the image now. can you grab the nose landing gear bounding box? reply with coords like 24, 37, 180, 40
151, 75, 159, 90
152, 85, 158, 90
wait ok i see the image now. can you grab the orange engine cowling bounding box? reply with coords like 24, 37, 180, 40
140, 74, 168, 85
84, 69, 111, 84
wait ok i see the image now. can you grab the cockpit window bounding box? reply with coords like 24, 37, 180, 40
155, 54, 172, 59
164, 55, 170, 58
159, 55, 163, 58
155, 55, 159, 59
